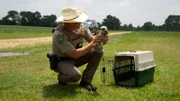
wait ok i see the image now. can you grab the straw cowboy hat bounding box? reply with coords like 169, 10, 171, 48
56, 7, 88, 23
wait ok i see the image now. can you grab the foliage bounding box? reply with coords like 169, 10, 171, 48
0, 10, 20, 25
0, 10, 57, 27
164, 15, 180, 31
102, 15, 121, 30
20, 11, 42, 26
121, 24, 134, 31
142, 21, 154, 31
41, 15, 57, 27
99, 14, 180, 31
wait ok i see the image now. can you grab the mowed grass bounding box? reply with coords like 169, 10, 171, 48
0, 25, 53, 39
0, 26, 180, 101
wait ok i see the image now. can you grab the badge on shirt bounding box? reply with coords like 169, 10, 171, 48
57, 35, 64, 42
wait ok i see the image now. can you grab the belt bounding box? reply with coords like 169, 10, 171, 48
57, 57, 74, 61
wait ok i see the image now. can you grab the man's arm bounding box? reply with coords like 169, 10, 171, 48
65, 36, 99, 59
65, 41, 94, 59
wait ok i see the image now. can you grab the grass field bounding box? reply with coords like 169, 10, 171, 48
0, 25, 53, 39
0, 25, 180, 101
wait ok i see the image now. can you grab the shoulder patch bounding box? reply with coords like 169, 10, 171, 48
57, 35, 64, 41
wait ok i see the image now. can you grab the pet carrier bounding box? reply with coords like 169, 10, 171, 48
113, 51, 156, 87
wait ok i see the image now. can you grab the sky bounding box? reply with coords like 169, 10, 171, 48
0, 0, 180, 27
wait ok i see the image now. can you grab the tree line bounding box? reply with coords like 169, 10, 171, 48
0, 10, 57, 27
100, 15, 180, 31
0, 10, 180, 31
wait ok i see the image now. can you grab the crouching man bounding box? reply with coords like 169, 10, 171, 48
51, 7, 109, 91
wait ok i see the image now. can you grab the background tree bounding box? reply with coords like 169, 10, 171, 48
0, 10, 20, 25
97, 22, 102, 29
128, 24, 134, 31
142, 21, 153, 31
102, 15, 121, 30
33, 11, 42, 26
121, 24, 128, 31
136, 25, 141, 31
20, 11, 32, 26
164, 15, 180, 31
20, 11, 42, 26
0, 20, 2, 24
41, 14, 57, 27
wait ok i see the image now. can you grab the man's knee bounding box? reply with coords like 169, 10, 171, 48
70, 73, 81, 82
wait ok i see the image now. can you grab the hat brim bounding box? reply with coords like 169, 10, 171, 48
56, 12, 88, 23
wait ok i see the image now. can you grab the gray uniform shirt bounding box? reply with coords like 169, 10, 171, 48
52, 24, 93, 57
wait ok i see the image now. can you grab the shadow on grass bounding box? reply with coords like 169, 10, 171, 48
105, 82, 155, 89
42, 83, 81, 99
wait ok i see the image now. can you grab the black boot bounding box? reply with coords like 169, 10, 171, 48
58, 79, 67, 86
79, 81, 97, 91
58, 74, 67, 86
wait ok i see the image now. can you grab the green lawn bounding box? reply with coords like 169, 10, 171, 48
0, 25, 53, 39
0, 26, 180, 101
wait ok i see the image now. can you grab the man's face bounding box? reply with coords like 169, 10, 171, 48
65, 23, 81, 30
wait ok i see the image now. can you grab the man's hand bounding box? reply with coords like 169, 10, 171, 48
92, 35, 102, 46
102, 34, 109, 45
93, 31, 109, 45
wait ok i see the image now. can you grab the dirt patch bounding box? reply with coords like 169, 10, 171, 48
110, 31, 132, 35
0, 31, 131, 49
0, 37, 52, 49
